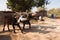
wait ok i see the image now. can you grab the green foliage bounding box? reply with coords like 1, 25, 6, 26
7, 0, 47, 12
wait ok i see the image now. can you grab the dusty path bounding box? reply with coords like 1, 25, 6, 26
0, 17, 60, 40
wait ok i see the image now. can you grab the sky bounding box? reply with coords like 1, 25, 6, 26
0, 0, 60, 11
46, 0, 60, 10
0, 0, 7, 11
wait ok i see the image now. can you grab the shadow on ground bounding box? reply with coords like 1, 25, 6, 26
23, 25, 56, 34
0, 29, 20, 33
0, 25, 56, 34
0, 35, 11, 40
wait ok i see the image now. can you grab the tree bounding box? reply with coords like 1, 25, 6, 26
7, 0, 48, 12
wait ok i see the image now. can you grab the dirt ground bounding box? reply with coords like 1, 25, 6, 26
0, 17, 60, 40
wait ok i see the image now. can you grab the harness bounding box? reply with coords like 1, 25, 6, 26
17, 15, 28, 23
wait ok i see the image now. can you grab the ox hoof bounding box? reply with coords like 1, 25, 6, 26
29, 27, 31, 29
3, 29, 5, 31
14, 31, 17, 33
8, 30, 10, 31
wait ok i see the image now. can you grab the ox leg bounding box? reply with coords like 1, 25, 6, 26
17, 23, 21, 30
29, 22, 31, 29
17, 23, 23, 33
28, 21, 31, 29
3, 24, 6, 31
7, 24, 10, 31
23, 23, 25, 30
12, 24, 16, 33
